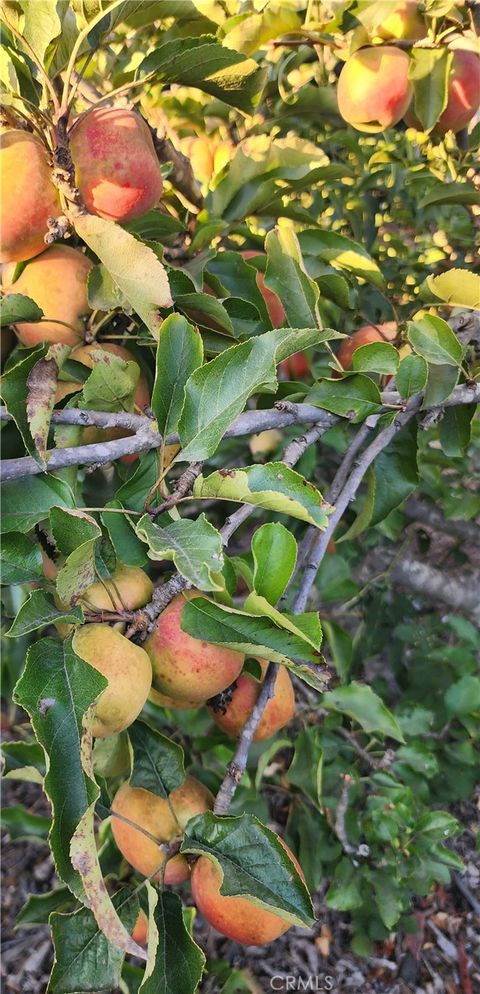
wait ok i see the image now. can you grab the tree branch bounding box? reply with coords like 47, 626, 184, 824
292, 401, 421, 613
213, 663, 279, 815
1, 384, 478, 483
403, 497, 480, 546
149, 130, 203, 210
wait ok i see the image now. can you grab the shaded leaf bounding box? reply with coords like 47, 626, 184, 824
0, 532, 43, 585
5, 589, 84, 637
152, 314, 203, 437
129, 719, 185, 797
140, 885, 205, 994
136, 514, 224, 590
0, 293, 43, 326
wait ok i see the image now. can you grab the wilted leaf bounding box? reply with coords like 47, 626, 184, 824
13, 637, 107, 895
74, 215, 172, 339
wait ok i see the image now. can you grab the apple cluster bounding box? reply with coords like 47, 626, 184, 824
336, 2, 480, 134
43, 552, 299, 946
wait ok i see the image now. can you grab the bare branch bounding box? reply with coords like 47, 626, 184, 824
292, 402, 421, 613
150, 462, 203, 518
403, 497, 480, 546
390, 555, 480, 625
214, 663, 279, 815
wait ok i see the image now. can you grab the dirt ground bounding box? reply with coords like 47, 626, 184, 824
1, 775, 479, 994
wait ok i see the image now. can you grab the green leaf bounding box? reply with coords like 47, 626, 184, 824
288, 729, 323, 810
0, 342, 48, 458
140, 886, 205, 994
418, 183, 480, 209
209, 135, 328, 220
101, 500, 147, 568
0, 475, 74, 534
396, 354, 428, 399
1, 804, 50, 841
322, 682, 404, 742
372, 871, 404, 929
445, 675, 480, 717
5, 589, 84, 637
308, 374, 382, 422
252, 523, 297, 606
264, 228, 320, 329
425, 270, 480, 309
181, 597, 326, 692
129, 719, 185, 797
16, 886, 73, 928
50, 508, 102, 607
326, 858, 363, 911
322, 620, 353, 682
136, 514, 224, 591
137, 35, 266, 113
244, 592, 322, 653
409, 48, 452, 131
151, 314, 203, 437
19, 0, 62, 64
408, 315, 464, 367
222, 4, 301, 55
80, 348, 139, 412
351, 342, 399, 375
182, 811, 314, 928
74, 215, 172, 339
194, 462, 330, 528
0, 292, 43, 326
298, 228, 384, 289
177, 331, 276, 461
13, 637, 107, 896
49, 892, 138, 994
1, 739, 45, 783
0, 532, 43, 585
368, 420, 418, 528
439, 404, 475, 457
423, 363, 459, 407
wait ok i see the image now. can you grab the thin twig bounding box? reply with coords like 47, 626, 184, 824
292, 401, 422, 613
214, 663, 279, 815
149, 462, 203, 518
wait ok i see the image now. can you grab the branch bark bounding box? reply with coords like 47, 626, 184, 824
292, 401, 421, 613
403, 497, 480, 546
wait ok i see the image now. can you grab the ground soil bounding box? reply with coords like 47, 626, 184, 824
1, 774, 478, 994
